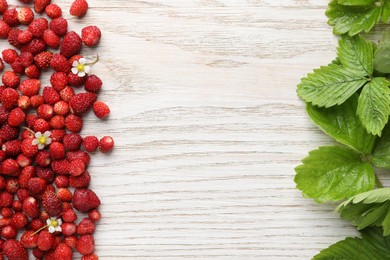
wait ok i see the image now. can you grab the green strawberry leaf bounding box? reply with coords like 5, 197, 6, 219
357, 77, 390, 136
306, 94, 376, 155
313, 227, 390, 260
382, 0, 390, 23
337, 188, 390, 235
297, 64, 368, 108
338, 0, 377, 5
374, 29, 390, 73
372, 125, 390, 168
326, 0, 382, 36
294, 146, 375, 203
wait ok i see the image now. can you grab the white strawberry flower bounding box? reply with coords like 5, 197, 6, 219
47, 217, 62, 233
71, 57, 91, 77
32, 131, 52, 149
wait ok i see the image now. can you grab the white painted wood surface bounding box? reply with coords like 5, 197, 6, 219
16, 0, 390, 259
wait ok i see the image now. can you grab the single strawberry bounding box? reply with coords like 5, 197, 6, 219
16, 153, 32, 167
27, 177, 46, 195
34, 0, 51, 13
20, 230, 39, 248
70, 0, 88, 17
8, 28, 22, 48
64, 235, 77, 249
63, 133, 83, 151
6, 178, 19, 193
21, 138, 38, 157
18, 7, 34, 25
60, 86, 75, 102
57, 187, 72, 202
37, 230, 54, 251
8, 107, 25, 127
1, 158, 20, 176
49, 142, 66, 160
82, 253, 99, 260
60, 31, 82, 58
82, 136, 99, 152
61, 222, 76, 236
68, 71, 87, 86
11, 58, 24, 74
93, 101, 110, 119
33, 248, 45, 259
10, 212, 28, 229
2, 49, 18, 64
0, 20, 11, 38
50, 53, 70, 72
55, 174, 69, 188
18, 79, 41, 97
65, 114, 83, 133
45, 4, 62, 19
37, 104, 54, 120
30, 95, 44, 108
54, 100, 69, 115
2, 139, 21, 157
21, 38, 47, 55
69, 159, 85, 176
62, 208, 77, 222
0, 106, 9, 124
67, 150, 90, 165
50, 72, 68, 91
3, 8, 20, 27
35, 150, 51, 166
54, 243, 73, 260
43, 86, 60, 105
73, 188, 100, 213
28, 17, 48, 37
42, 190, 63, 216
51, 159, 69, 175
36, 166, 54, 183
99, 136, 114, 153
0, 192, 13, 207
2, 225, 17, 239
49, 115, 65, 129
49, 17, 67, 36
0, 123, 19, 141
1, 88, 19, 110
32, 118, 50, 133
69, 92, 97, 115
2, 70, 19, 88
25, 64, 41, 79
34, 51, 53, 69
19, 51, 34, 67
76, 234, 95, 255
18, 166, 35, 188
84, 74, 102, 93
50, 129, 66, 143
0, 0, 8, 14
77, 218, 95, 235
81, 26, 101, 47
43, 29, 60, 49
88, 209, 101, 222
3, 239, 28, 260
69, 170, 90, 188
18, 95, 30, 109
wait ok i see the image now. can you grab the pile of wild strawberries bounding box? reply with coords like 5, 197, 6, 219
0, 0, 114, 259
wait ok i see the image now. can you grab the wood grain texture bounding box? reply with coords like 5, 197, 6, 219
10, 0, 390, 258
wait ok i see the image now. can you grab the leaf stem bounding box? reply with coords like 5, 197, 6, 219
375, 175, 384, 188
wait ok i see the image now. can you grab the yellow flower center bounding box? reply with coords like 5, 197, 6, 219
51, 220, 58, 227
38, 136, 47, 144
77, 63, 85, 72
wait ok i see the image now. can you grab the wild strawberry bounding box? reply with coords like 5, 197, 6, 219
21, 138, 38, 157
70, 0, 88, 17
21, 38, 46, 55
69, 159, 85, 176
60, 31, 82, 58
43, 86, 60, 105
0, 58, 3, 71
33, 118, 50, 132
49, 115, 65, 129
19, 51, 34, 66
0, 0, 8, 14
2, 139, 21, 156
28, 18, 48, 37
61, 222, 76, 236
1, 208, 12, 217
2, 70, 19, 88
51, 159, 69, 175
76, 234, 95, 255
85, 74, 102, 93
0, 106, 9, 123
63, 133, 83, 151
37, 104, 54, 120
6, 178, 19, 193
93, 101, 110, 119
2, 49, 18, 64
25, 64, 41, 78
2, 225, 17, 239
50, 72, 68, 91
69, 92, 97, 115
65, 114, 83, 132
49, 142, 65, 160
0, 123, 19, 140
30, 94, 44, 108
57, 187, 72, 202
21, 127, 35, 140
50, 17, 67, 36
99, 136, 114, 153
60, 86, 75, 102
82, 254, 99, 260
8, 107, 25, 126
73, 188, 100, 213
50, 129, 65, 142
0, 21, 11, 38
44, 29, 60, 49
36, 166, 54, 182
34, 51, 53, 69
70, 169, 90, 188
11, 58, 24, 74
45, 4, 61, 18
18, 7, 34, 25
29, 218, 44, 231
50, 53, 70, 72
54, 243, 73, 260
3, 239, 28, 260
55, 175, 69, 188
82, 136, 99, 152
20, 230, 39, 248
67, 150, 90, 165
18, 79, 40, 96
54, 100, 69, 115
34, 0, 51, 13
62, 208, 77, 222
88, 209, 101, 222
33, 248, 45, 259
82, 26, 101, 47
37, 230, 54, 251
1, 88, 19, 110
68, 71, 87, 86
27, 177, 46, 195
11, 212, 28, 229
3, 8, 20, 27
77, 218, 95, 235
2, 158, 20, 176
42, 190, 62, 216
19, 167, 35, 188
8, 28, 22, 48
0, 191, 13, 207
17, 153, 32, 167
18, 95, 31, 110
35, 150, 50, 166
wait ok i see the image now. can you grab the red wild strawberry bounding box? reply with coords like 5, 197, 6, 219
82, 136, 99, 152
50, 17, 67, 36
23, 196, 40, 218
37, 104, 54, 120
62, 208, 77, 222
8, 28, 22, 48
20, 230, 39, 248
0, 58, 3, 71
63, 133, 82, 151
50, 129, 66, 142
76, 234, 95, 255
93, 101, 110, 119
70, 170, 90, 188
17, 153, 32, 167
68, 71, 87, 86
3, 239, 28, 260
18, 7, 34, 25
28, 18, 48, 37
0, 106, 9, 124
73, 188, 100, 213
99, 136, 114, 153
67, 150, 90, 165
55, 174, 69, 188
42, 190, 63, 216
0, 21, 11, 38
50, 72, 68, 91
54, 100, 69, 115
51, 159, 69, 175
18, 95, 31, 110
49, 142, 65, 160
27, 177, 46, 195
0, 123, 19, 141
21, 38, 47, 55
54, 243, 73, 260
34, 0, 51, 13
30, 95, 44, 108
45, 4, 62, 19
2, 158, 20, 176
65, 114, 83, 133
8, 107, 25, 126
18, 79, 41, 97
77, 218, 95, 235
19, 51, 34, 67
21, 138, 38, 157
25, 64, 41, 79
82, 26, 101, 47
84, 74, 102, 93
2, 139, 21, 156
35, 150, 51, 166
60, 86, 75, 102
60, 31, 82, 58
3, 8, 20, 27
10, 212, 28, 229
82, 253, 99, 260
1, 88, 19, 110
0, 0, 8, 14
57, 187, 72, 202
43, 86, 60, 105
49, 115, 65, 129
70, 0, 88, 17
36, 166, 54, 183
69, 92, 97, 115
2, 71, 19, 88
33, 248, 45, 259
62, 222, 76, 236
69, 159, 85, 176
37, 230, 54, 251
2, 49, 18, 64
50, 53, 70, 72
33, 118, 50, 132
2, 225, 17, 239
88, 209, 101, 222
44, 29, 60, 49
0, 191, 13, 207
34, 51, 53, 69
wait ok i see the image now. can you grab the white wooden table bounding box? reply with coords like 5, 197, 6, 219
13, 0, 390, 259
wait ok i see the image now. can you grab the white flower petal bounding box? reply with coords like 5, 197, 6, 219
84, 66, 91, 74
78, 71, 86, 77
38, 144, 45, 150
71, 68, 79, 74
48, 226, 55, 233
35, 132, 41, 138
55, 226, 62, 232
46, 219, 51, 225
32, 139, 39, 145
57, 219, 62, 225
44, 131, 51, 137
46, 138, 52, 145
72, 61, 79, 67
79, 58, 87, 64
